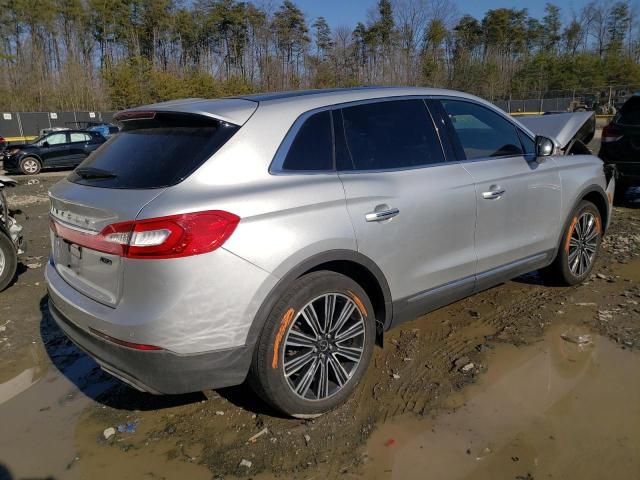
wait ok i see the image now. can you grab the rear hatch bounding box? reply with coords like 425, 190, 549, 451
49, 101, 253, 306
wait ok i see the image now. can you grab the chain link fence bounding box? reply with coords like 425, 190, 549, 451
2, 85, 639, 140
1, 111, 116, 141
493, 84, 640, 115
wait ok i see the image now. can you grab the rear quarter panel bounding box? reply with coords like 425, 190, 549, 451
135, 103, 357, 348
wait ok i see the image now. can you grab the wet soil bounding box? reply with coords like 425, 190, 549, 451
0, 169, 638, 480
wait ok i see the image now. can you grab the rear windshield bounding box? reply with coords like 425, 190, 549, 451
68, 112, 239, 189
617, 96, 640, 126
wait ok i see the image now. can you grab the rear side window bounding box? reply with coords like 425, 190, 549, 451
68, 113, 239, 189
337, 99, 444, 171
441, 100, 524, 159
70, 132, 91, 142
617, 96, 640, 125
281, 111, 333, 171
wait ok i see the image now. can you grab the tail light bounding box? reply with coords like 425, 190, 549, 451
50, 210, 240, 259
602, 124, 624, 143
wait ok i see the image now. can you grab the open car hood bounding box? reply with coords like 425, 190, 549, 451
517, 111, 596, 150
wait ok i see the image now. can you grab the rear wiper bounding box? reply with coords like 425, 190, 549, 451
75, 167, 117, 179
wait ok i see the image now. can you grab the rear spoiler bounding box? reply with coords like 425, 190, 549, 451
116, 98, 258, 127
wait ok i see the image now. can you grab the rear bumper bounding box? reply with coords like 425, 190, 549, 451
48, 296, 253, 394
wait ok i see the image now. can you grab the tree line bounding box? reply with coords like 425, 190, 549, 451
0, 0, 639, 111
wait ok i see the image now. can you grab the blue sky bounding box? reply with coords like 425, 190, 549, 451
293, 0, 593, 29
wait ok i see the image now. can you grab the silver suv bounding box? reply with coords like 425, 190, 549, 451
46, 87, 615, 417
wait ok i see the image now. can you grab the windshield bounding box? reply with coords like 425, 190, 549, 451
67, 112, 239, 189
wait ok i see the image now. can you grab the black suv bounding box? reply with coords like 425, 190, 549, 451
599, 95, 640, 190
2, 130, 106, 175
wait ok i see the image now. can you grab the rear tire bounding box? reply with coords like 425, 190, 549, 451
19, 157, 41, 175
249, 271, 375, 417
0, 232, 18, 292
543, 200, 602, 286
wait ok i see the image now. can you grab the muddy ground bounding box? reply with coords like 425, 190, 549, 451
0, 167, 638, 480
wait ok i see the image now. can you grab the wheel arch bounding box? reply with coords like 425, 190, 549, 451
19, 152, 43, 163
581, 188, 609, 232
555, 184, 609, 251
246, 250, 392, 350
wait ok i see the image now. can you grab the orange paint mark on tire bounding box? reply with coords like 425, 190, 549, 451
595, 216, 602, 234
564, 217, 578, 253
347, 290, 368, 318
272, 308, 295, 369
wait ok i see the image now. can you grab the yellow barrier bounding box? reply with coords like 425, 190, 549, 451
3, 136, 37, 142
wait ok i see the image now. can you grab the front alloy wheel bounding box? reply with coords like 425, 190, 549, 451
544, 200, 602, 286
567, 211, 599, 277
19, 157, 41, 175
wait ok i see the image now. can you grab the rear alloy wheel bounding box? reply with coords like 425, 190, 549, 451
545, 200, 602, 285
19, 157, 41, 175
0, 233, 17, 292
250, 271, 375, 417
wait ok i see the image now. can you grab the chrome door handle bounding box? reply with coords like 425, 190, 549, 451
365, 208, 400, 222
482, 189, 506, 199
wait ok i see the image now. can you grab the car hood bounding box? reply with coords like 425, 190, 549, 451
517, 112, 596, 150
5, 143, 33, 151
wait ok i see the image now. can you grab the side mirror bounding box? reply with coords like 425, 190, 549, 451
535, 136, 554, 159
42, 141, 50, 148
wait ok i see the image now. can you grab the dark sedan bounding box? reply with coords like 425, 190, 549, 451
2, 130, 106, 175
599, 95, 640, 191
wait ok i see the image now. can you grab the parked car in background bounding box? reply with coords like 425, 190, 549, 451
2, 129, 105, 175
86, 123, 120, 138
599, 94, 640, 191
46, 87, 615, 417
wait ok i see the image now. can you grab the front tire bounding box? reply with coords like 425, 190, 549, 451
249, 271, 375, 417
0, 232, 18, 292
19, 157, 41, 175
545, 200, 602, 286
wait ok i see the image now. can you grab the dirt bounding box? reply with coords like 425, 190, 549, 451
0, 168, 638, 480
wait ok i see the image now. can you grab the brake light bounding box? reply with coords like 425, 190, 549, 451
602, 124, 624, 143
50, 210, 240, 259
113, 110, 157, 122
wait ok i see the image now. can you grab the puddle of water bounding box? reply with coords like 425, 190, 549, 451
0, 354, 114, 480
361, 324, 640, 480
0, 368, 37, 404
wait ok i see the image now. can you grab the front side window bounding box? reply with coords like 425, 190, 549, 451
281, 110, 333, 171
46, 133, 67, 145
337, 99, 445, 171
518, 129, 536, 156
441, 100, 524, 160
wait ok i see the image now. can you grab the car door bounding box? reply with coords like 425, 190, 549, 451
67, 132, 93, 165
436, 98, 562, 288
335, 98, 478, 324
40, 132, 72, 166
